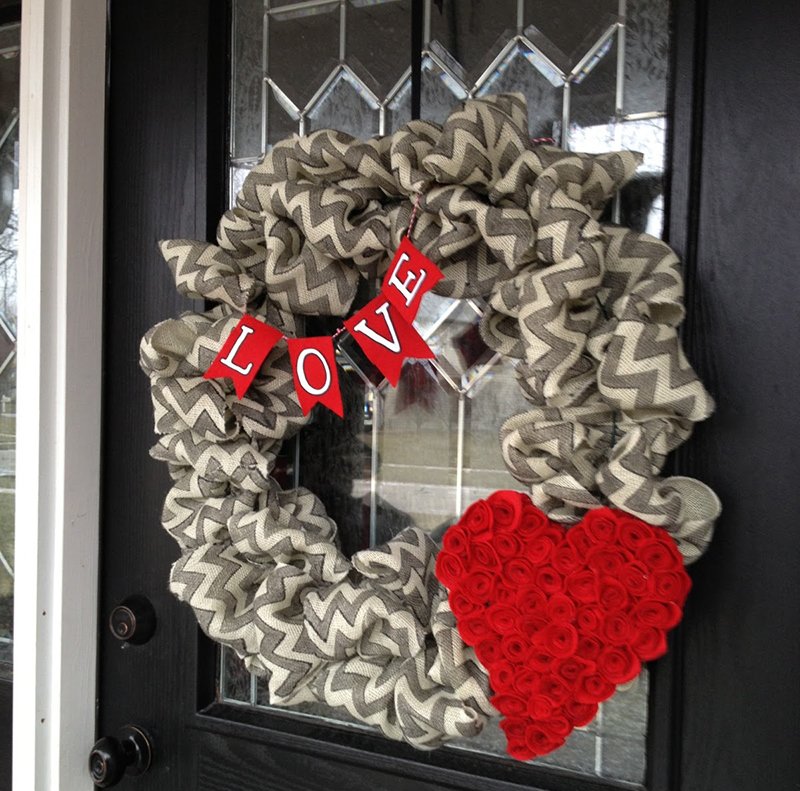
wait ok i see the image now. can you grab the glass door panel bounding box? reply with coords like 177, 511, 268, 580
221, 1, 670, 784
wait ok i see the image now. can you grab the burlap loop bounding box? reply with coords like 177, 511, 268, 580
141, 93, 719, 751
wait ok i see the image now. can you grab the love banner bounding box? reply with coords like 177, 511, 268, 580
204, 240, 443, 416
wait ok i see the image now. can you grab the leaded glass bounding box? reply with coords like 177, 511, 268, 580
223, 1, 671, 782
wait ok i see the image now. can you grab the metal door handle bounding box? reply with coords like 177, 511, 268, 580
88, 725, 153, 787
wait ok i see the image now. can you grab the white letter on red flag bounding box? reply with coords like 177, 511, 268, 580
287, 336, 343, 417
382, 237, 444, 323
344, 296, 433, 386
204, 315, 283, 398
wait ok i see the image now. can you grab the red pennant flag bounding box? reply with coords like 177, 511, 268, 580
344, 296, 434, 386
287, 336, 344, 417
204, 315, 283, 399
382, 237, 444, 323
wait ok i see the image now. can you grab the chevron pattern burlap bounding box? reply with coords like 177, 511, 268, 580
140, 93, 719, 750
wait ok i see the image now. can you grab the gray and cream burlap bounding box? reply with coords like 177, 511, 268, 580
140, 94, 720, 749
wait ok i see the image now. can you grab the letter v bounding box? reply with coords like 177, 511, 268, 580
352, 301, 401, 352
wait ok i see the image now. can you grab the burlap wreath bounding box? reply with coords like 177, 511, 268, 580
140, 94, 720, 750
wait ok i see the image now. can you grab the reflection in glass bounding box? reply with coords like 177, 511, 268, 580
224, 1, 672, 782
0, 21, 18, 682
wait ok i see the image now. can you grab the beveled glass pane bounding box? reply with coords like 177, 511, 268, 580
420, 46, 468, 126
461, 357, 532, 495
347, 0, 412, 98
268, 3, 340, 110
569, 29, 618, 130
375, 368, 459, 541
428, 0, 517, 79
305, 66, 381, 139
475, 38, 564, 138
385, 72, 411, 132
231, 0, 265, 159
220, 645, 253, 703
524, 0, 617, 63
266, 84, 301, 147
623, 0, 670, 115
0, 21, 19, 683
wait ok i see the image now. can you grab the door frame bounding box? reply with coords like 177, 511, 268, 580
14, 1, 105, 789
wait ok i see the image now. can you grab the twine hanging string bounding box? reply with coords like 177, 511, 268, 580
405, 191, 424, 241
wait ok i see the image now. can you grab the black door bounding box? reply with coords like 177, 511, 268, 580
98, 1, 800, 790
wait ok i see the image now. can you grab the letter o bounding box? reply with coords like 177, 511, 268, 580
296, 347, 332, 396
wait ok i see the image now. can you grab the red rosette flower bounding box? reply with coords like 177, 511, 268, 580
462, 570, 495, 605
586, 545, 628, 576
487, 490, 526, 531
597, 645, 641, 685
525, 535, 555, 564
546, 593, 577, 623
442, 524, 471, 560
528, 694, 557, 720
475, 635, 504, 667
536, 622, 579, 659
461, 499, 494, 542
618, 515, 655, 550
512, 668, 540, 697
601, 611, 635, 644
639, 538, 682, 572
524, 724, 566, 758
575, 604, 604, 637
434, 550, 464, 589
552, 544, 581, 575
516, 585, 548, 618
619, 560, 654, 598
486, 604, 519, 634
598, 576, 630, 611
566, 524, 593, 556
535, 566, 563, 594
576, 634, 602, 661
565, 569, 600, 603
489, 659, 516, 693
555, 655, 596, 685
632, 599, 683, 630
651, 570, 692, 605
491, 693, 527, 718
517, 504, 551, 542
564, 700, 599, 727
500, 717, 533, 761
503, 557, 535, 587
501, 634, 529, 664
493, 582, 516, 606
449, 590, 476, 619
631, 626, 668, 661
575, 671, 615, 704
494, 532, 522, 559
583, 507, 620, 543
458, 615, 493, 645
537, 674, 571, 706
472, 541, 501, 571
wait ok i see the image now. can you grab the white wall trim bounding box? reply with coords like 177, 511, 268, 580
14, 1, 106, 789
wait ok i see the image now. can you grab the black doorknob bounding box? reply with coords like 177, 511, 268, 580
88, 725, 153, 787
109, 595, 156, 645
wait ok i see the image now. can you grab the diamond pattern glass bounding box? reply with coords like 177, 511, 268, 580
475, 38, 563, 139
225, 1, 673, 783
305, 66, 381, 138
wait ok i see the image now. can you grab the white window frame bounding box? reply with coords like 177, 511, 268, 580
14, 1, 105, 789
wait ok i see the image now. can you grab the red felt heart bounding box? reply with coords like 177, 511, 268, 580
435, 491, 691, 761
